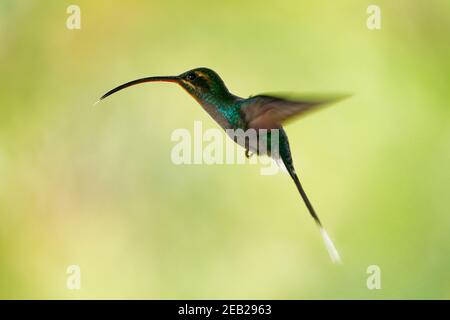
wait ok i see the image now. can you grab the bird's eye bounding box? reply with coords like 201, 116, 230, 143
186, 73, 196, 81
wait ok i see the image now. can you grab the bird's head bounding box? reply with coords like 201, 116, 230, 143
98, 67, 232, 103
178, 68, 231, 99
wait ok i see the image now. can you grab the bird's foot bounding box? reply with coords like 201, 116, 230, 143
245, 149, 253, 158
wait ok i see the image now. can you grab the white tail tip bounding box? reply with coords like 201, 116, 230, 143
93, 99, 101, 106
319, 227, 342, 264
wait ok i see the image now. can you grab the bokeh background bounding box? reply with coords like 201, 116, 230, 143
0, 0, 449, 299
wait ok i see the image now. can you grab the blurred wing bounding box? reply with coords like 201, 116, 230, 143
241, 93, 349, 129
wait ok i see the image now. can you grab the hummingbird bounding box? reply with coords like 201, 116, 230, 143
98, 67, 348, 263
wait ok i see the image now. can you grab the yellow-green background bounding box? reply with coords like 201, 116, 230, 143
0, 0, 449, 299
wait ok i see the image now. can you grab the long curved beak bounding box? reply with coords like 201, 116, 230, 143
97, 76, 180, 102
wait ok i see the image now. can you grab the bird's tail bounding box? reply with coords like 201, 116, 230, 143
319, 225, 341, 264
286, 165, 342, 264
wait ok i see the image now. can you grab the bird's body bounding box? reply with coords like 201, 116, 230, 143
99, 67, 347, 263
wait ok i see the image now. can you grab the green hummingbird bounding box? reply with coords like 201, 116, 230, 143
98, 67, 348, 263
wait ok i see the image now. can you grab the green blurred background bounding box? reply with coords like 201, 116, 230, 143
0, 0, 449, 299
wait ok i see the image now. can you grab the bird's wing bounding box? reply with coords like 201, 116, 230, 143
241, 93, 349, 129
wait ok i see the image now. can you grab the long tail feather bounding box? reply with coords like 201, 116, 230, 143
319, 226, 342, 264
286, 166, 342, 264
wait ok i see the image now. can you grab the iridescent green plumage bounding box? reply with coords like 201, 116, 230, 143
98, 67, 348, 263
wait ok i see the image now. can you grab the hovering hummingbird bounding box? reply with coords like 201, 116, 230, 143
98, 67, 348, 263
